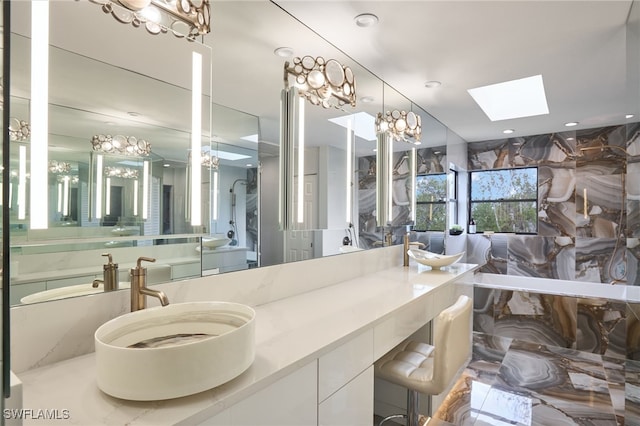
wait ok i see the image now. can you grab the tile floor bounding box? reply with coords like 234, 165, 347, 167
423, 332, 640, 426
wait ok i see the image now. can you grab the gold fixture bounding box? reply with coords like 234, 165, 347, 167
92, 253, 119, 292
375, 110, 422, 143
90, 0, 211, 40
284, 56, 356, 109
130, 256, 169, 311
91, 134, 152, 156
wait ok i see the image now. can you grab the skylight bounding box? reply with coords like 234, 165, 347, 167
328, 111, 377, 141
468, 75, 549, 121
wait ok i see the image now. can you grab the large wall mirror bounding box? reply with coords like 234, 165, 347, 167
6, 0, 451, 306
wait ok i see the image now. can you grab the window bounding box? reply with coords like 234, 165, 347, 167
415, 173, 446, 231
469, 167, 538, 233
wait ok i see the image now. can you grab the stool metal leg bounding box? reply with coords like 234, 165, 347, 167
407, 389, 420, 426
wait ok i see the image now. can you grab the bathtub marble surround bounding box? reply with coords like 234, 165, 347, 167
431, 332, 634, 425
467, 123, 640, 286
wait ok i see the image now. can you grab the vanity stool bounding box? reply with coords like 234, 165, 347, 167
374, 295, 472, 426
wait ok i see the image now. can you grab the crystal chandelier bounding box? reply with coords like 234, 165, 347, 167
375, 110, 422, 143
91, 134, 152, 156
9, 118, 30, 141
284, 56, 356, 109
90, 0, 210, 40
48, 161, 71, 174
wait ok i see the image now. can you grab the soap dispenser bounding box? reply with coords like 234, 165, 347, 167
92, 253, 119, 292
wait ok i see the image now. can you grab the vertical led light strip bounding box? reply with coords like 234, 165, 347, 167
18, 145, 26, 220
133, 179, 139, 216
346, 118, 353, 225
387, 136, 393, 222
296, 97, 305, 224
62, 176, 69, 217
190, 51, 202, 226
95, 154, 103, 219
212, 170, 219, 221
142, 160, 149, 220
30, 0, 49, 229
57, 182, 62, 213
105, 177, 111, 215
409, 147, 416, 222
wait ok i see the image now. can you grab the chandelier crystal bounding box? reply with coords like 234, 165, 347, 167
9, 118, 30, 141
105, 166, 139, 179
48, 161, 71, 174
91, 134, 152, 156
284, 56, 356, 109
375, 110, 422, 143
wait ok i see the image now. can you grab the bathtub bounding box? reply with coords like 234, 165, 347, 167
474, 272, 638, 302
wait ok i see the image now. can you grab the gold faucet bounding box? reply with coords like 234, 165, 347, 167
92, 253, 119, 292
130, 256, 169, 311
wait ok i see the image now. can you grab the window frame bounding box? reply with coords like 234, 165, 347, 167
414, 172, 447, 232
468, 166, 538, 234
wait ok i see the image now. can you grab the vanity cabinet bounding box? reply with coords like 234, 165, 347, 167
198, 360, 318, 426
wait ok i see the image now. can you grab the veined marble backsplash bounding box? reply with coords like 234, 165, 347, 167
468, 123, 640, 285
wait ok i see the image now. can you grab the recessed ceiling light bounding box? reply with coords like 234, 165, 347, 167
627, 114, 635, 119
127, 111, 140, 117
503, 129, 515, 134
246, 163, 253, 167
163, 163, 170, 168
468, 75, 549, 121
274, 47, 293, 58
567, 137, 575, 141
424, 80, 441, 88
565, 121, 579, 127
360, 96, 375, 103
104, 121, 116, 126
354, 13, 378, 27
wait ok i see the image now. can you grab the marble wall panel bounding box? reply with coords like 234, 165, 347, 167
576, 126, 626, 173
468, 138, 510, 170
629, 243, 640, 285
628, 303, 640, 360
538, 165, 576, 237
628, 122, 640, 162
625, 359, 640, 425
576, 173, 626, 238
628, 168, 640, 238
577, 299, 626, 359
493, 289, 577, 348
507, 235, 575, 280
509, 132, 576, 167
473, 286, 495, 334
576, 237, 627, 284
468, 234, 508, 274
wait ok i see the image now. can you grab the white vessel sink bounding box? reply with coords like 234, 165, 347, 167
95, 301, 256, 401
407, 249, 465, 269
20, 282, 131, 304
201, 235, 231, 249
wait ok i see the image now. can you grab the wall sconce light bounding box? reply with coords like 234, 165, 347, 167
91, 134, 152, 156
284, 55, 356, 109
375, 110, 422, 143
90, 0, 211, 40
280, 55, 357, 230
374, 110, 422, 227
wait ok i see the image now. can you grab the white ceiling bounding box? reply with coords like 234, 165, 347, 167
206, 0, 634, 145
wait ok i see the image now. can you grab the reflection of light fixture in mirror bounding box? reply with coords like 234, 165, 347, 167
9, 118, 30, 141
30, 0, 49, 229
296, 97, 305, 223
346, 118, 353, 225
375, 132, 393, 226
409, 148, 417, 223
201, 152, 219, 169
212, 170, 219, 221
375, 110, 422, 143
583, 188, 588, 219
48, 160, 71, 174
91, 134, 151, 156
89, 0, 211, 40
190, 51, 202, 226
105, 177, 112, 215
142, 160, 150, 220
95, 154, 104, 219
133, 179, 139, 216
18, 145, 27, 221
104, 166, 139, 179
284, 55, 356, 109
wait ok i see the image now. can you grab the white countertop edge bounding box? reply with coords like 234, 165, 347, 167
19, 263, 479, 425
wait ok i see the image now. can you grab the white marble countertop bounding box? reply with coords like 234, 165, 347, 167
18, 262, 478, 425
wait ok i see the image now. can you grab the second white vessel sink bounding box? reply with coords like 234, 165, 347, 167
95, 301, 256, 401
